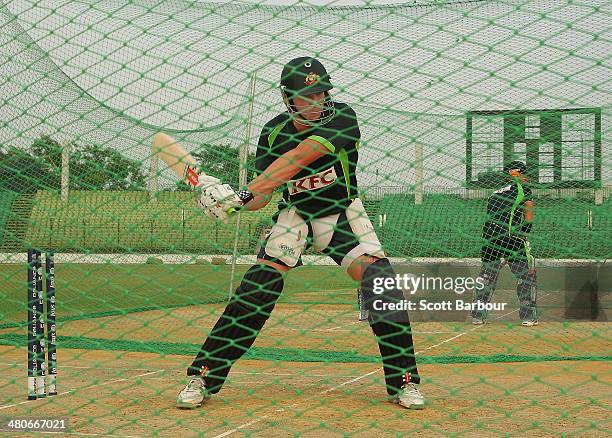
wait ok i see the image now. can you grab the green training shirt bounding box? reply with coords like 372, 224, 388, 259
254, 102, 361, 218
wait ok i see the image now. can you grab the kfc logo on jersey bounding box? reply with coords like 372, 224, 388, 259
289, 167, 337, 195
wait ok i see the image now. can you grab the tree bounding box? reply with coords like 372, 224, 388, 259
0, 146, 49, 193
69, 142, 146, 190
0, 135, 146, 193
31, 135, 63, 189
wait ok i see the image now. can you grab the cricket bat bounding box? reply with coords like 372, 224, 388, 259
152, 132, 200, 187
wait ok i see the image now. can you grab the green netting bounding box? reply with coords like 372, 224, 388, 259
0, 0, 610, 436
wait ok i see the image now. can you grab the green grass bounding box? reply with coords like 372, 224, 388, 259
0, 263, 357, 327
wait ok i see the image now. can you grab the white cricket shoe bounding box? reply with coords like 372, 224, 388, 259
391, 383, 425, 410
521, 319, 539, 327
472, 317, 485, 325
176, 376, 210, 409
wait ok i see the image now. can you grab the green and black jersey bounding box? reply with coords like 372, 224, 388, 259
483, 181, 533, 240
254, 102, 360, 218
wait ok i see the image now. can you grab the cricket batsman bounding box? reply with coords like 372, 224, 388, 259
471, 160, 538, 326
175, 57, 425, 410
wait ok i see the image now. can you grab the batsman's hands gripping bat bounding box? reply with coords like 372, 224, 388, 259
152, 133, 252, 223
194, 174, 242, 223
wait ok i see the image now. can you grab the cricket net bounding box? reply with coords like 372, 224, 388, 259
0, 0, 610, 436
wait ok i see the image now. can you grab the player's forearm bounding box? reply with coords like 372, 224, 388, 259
243, 139, 328, 211
244, 152, 313, 210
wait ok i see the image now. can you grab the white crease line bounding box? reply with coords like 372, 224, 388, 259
0, 370, 160, 411
215, 293, 552, 437
214, 418, 267, 438
323, 320, 362, 331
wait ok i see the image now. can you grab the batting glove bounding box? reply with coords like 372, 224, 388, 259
195, 175, 242, 223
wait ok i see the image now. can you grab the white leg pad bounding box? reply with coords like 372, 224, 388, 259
341, 198, 385, 268
264, 207, 308, 267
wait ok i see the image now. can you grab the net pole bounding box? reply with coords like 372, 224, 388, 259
229, 72, 257, 299
415, 142, 423, 205
61, 142, 70, 203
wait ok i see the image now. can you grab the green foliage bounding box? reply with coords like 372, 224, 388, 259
69, 141, 146, 190
31, 135, 63, 173
0, 142, 53, 193
0, 135, 146, 193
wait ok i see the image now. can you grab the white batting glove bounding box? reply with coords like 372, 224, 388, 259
195, 175, 242, 223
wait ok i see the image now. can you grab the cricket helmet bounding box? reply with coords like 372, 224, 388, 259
280, 57, 335, 125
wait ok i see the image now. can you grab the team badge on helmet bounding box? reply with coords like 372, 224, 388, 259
304, 72, 320, 86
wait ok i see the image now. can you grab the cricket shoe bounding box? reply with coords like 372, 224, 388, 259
521, 319, 539, 327
471, 317, 485, 325
391, 383, 425, 410
176, 376, 211, 409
